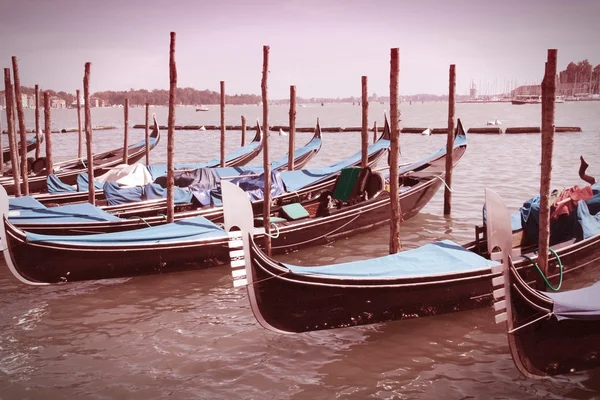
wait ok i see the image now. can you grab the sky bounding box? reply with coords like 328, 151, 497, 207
0, 0, 599, 98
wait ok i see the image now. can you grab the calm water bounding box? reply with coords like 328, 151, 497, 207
1, 102, 599, 399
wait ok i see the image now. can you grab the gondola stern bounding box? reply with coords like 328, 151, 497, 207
381, 113, 391, 141
253, 120, 263, 143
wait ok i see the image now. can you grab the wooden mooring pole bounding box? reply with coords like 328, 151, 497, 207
443, 64, 456, 216
288, 85, 296, 170
43, 92, 53, 176
76, 89, 82, 159
35, 85, 41, 159
123, 97, 129, 164
220, 80, 226, 167
538, 49, 557, 288
373, 121, 377, 143
4, 68, 21, 196
166, 32, 177, 223
361, 76, 369, 167
0, 112, 3, 174
83, 63, 95, 205
145, 102, 150, 165
262, 45, 272, 256
12, 56, 29, 195
241, 115, 246, 146
389, 48, 402, 254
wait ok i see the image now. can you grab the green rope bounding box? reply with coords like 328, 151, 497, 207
520, 247, 563, 292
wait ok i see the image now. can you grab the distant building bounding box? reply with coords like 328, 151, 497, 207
21, 93, 29, 109
27, 95, 36, 109
469, 82, 478, 99
0, 93, 5, 109
89, 97, 100, 108
50, 97, 67, 109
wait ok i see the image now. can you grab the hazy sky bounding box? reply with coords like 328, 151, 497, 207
1, 0, 598, 98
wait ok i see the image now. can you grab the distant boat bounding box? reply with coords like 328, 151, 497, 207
199, 126, 206, 131
421, 128, 431, 136
555, 96, 565, 103
279, 129, 287, 137
196, 106, 209, 112
486, 119, 502, 126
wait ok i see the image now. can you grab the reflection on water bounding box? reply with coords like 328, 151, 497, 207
0, 102, 599, 398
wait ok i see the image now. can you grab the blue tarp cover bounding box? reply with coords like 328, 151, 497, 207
9, 203, 123, 224
26, 215, 226, 245
285, 240, 497, 278
9, 196, 46, 210
281, 136, 390, 192
521, 183, 600, 244
47, 173, 76, 193
103, 181, 193, 206
577, 199, 600, 239
77, 173, 104, 192
544, 281, 600, 321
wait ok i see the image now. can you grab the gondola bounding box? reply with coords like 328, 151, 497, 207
220, 182, 600, 334
2, 135, 43, 164
0, 129, 459, 284
23, 119, 319, 207
490, 191, 600, 379
4, 116, 456, 236
0, 118, 161, 195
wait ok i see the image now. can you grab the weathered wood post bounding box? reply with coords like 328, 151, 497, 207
76, 89, 82, 158
35, 84, 41, 159
538, 49, 558, 287
443, 64, 456, 216
220, 80, 226, 167
166, 32, 177, 223
262, 45, 272, 256
83, 62, 95, 205
123, 97, 129, 164
373, 121, 377, 143
43, 92, 53, 176
240, 115, 246, 146
288, 85, 296, 170
12, 56, 29, 195
4, 68, 21, 196
361, 76, 369, 167
145, 102, 150, 165
389, 48, 402, 254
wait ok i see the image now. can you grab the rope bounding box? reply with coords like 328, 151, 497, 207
520, 247, 563, 292
263, 221, 280, 239
433, 174, 452, 192
128, 216, 151, 227
508, 312, 553, 334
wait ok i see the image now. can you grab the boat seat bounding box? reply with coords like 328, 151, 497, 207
332, 167, 371, 203
281, 203, 310, 221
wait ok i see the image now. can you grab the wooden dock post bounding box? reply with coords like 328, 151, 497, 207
83, 62, 95, 205
262, 45, 272, 256
241, 115, 246, 146
123, 97, 129, 164
145, 102, 150, 165
12, 56, 29, 195
220, 80, 226, 167
373, 121, 377, 143
4, 68, 21, 196
35, 85, 41, 159
538, 49, 558, 287
361, 76, 369, 167
0, 112, 3, 174
76, 89, 82, 158
43, 92, 53, 176
288, 85, 296, 170
389, 48, 402, 254
166, 32, 177, 223
443, 64, 456, 216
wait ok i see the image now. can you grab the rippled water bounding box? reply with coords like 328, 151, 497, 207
1, 102, 599, 399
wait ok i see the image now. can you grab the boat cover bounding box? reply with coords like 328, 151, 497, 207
544, 281, 600, 321
577, 199, 600, 239
47, 173, 77, 193
521, 183, 600, 244
210, 171, 286, 206
281, 136, 390, 192
25, 214, 226, 245
94, 163, 154, 187
285, 240, 497, 278
8, 196, 47, 210
77, 173, 104, 192
9, 202, 123, 224
103, 181, 193, 206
